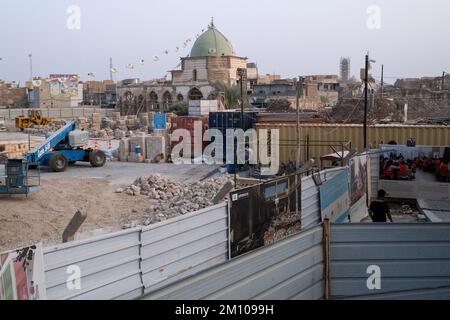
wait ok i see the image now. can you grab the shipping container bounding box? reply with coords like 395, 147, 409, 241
172, 116, 209, 151
254, 123, 450, 166
209, 110, 259, 160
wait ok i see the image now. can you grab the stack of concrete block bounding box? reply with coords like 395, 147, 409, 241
0, 141, 40, 159
148, 112, 154, 128
128, 133, 146, 163
153, 129, 171, 157
77, 117, 89, 130
145, 135, 166, 163
138, 113, 149, 127
126, 115, 138, 130
116, 119, 128, 131
111, 112, 121, 121
91, 113, 101, 129
118, 138, 130, 162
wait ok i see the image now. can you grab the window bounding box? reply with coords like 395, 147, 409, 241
193, 69, 197, 82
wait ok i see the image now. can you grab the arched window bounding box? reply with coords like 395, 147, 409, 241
193, 69, 197, 82
163, 91, 172, 110
177, 93, 184, 102
188, 87, 203, 101
149, 91, 158, 110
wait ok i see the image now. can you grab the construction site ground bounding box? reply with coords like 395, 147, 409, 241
0, 158, 219, 252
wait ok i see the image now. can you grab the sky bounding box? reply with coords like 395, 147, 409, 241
0, 0, 449, 85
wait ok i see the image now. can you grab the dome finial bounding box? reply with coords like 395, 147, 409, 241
210, 17, 214, 28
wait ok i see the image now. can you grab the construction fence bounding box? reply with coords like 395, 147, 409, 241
8, 155, 450, 300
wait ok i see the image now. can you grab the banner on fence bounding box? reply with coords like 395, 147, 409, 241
229, 172, 302, 258
0, 244, 46, 300
319, 169, 350, 223
350, 155, 368, 206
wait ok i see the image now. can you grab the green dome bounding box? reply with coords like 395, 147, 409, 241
190, 24, 235, 58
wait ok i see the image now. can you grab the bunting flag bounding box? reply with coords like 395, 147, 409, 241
139, 59, 145, 65
110, 67, 117, 73
153, 55, 160, 62
125, 64, 134, 69
87, 72, 95, 77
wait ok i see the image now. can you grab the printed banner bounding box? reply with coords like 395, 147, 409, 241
49, 74, 79, 97
229, 172, 302, 258
0, 244, 46, 300
350, 155, 368, 206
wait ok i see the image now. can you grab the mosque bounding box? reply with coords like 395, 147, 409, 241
117, 21, 253, 114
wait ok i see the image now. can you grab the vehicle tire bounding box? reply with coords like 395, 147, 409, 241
49, 152, 68, 172
89, 150, 106, 167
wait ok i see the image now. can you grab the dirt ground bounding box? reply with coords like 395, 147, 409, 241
0, 162, 219, 252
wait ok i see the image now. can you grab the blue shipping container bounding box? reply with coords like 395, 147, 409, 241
153, 113, 167, 129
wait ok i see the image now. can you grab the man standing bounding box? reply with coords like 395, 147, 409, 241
369, 189, 393, 223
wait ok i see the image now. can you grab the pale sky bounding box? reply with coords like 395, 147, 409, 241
1, 0, 449, 84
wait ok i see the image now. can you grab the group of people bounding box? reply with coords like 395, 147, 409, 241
380, 153, 450, 182
379, 154, 416, 180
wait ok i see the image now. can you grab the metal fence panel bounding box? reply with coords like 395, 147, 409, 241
43, 227, 142, 300
301, 168, 344, 228
141, 225, 324, 300
330, 223, 450, 299
141, 203, 229, 294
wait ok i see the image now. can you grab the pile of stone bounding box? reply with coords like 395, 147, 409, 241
118, 174, 233, 227
263, 211, 301, 246
23, 121, 65, 136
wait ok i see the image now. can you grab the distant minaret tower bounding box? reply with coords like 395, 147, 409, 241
109, 57, 114, 81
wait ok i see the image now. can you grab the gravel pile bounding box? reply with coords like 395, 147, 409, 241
118, 174, 234, 228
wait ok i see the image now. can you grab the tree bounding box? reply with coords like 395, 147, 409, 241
213, 82, 241, 109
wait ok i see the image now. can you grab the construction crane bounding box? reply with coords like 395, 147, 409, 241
0, 121, 106, 195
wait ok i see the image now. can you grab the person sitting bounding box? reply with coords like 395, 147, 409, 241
410, 162, 417, 178
399, 161, 410, 179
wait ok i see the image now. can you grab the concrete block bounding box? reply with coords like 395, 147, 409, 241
145, 135, 166, 162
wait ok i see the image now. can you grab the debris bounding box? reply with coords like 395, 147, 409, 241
119, 174, 234, 228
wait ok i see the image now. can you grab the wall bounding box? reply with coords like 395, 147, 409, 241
141, 224, 325, 300
330, 223, 450, 299
0, 107, 114, 120
254, 123, 450, 165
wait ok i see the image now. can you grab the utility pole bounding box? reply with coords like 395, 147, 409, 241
109, 57, 114, 81
295, 77, 303, 170
28, 54, 33, 81
442, 71, 446, 91
363, 53, 369, 150
381, 64, 384, 98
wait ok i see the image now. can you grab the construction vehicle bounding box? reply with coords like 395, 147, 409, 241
0, 120, 106, 195
0, 117, 6, 132
15, 110, 52, 130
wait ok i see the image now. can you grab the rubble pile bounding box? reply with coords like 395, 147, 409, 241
118, 174, 233, 227
263, 211, 301, 245
22, 121, 66, 135
265, 99, 292, 113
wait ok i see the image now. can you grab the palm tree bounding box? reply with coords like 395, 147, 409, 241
213, 82, 242, 109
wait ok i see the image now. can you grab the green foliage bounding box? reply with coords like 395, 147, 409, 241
213, 82, 243, 109
167, 103, 188, 116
